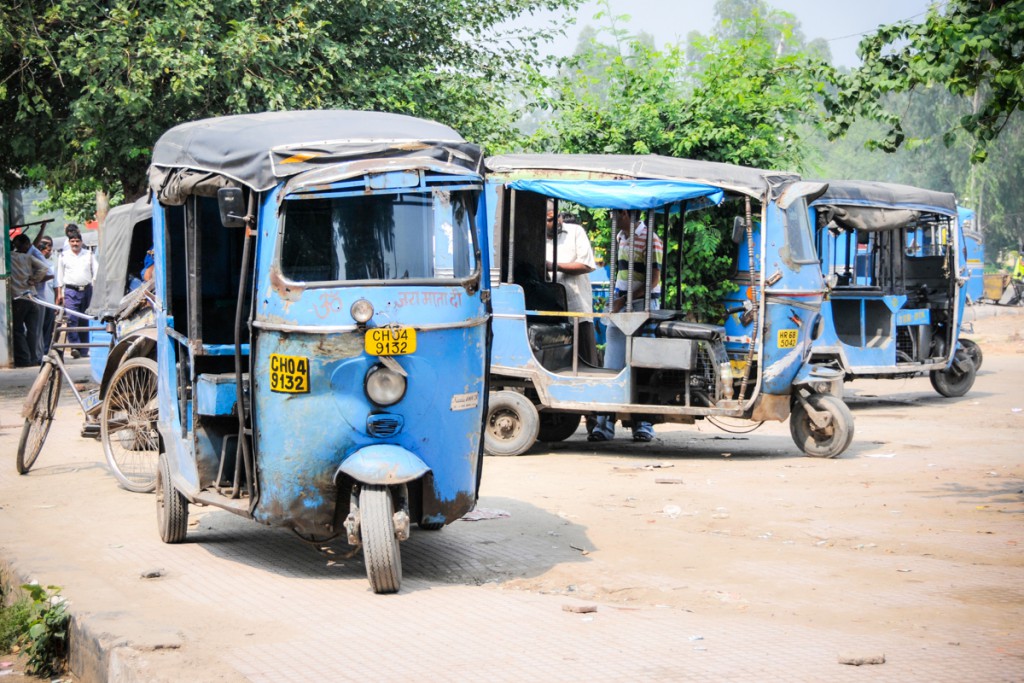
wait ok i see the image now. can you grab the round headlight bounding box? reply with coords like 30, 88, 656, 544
365, 364, 407, 406
351, 298, 374, 324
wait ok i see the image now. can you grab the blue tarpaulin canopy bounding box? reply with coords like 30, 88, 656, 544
507, 179, 724, 210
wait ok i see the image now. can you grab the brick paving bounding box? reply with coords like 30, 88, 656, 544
1, 359, 1022, 682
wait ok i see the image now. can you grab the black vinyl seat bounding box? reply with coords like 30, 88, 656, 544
654, 320, 725, 342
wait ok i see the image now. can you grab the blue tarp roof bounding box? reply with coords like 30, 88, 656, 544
506, 179, 725, 211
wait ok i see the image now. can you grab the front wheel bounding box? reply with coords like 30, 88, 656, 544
958, 339, 983, 371
156, 452, 189, 543
101, 357, 159, 493
17, 364, 62, 474
790, 393, 855, 458
930, 352, 976, 398
484, 391, 540, 456
361, 485, 402, 594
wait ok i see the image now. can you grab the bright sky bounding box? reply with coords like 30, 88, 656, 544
516, 0, 936, 67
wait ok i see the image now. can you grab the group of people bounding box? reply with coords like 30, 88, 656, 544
10, 223, 98, 367
544, 207, 663, 443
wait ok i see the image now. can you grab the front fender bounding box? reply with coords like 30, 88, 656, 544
336, 445, 430, 485
793, 363, 844, 394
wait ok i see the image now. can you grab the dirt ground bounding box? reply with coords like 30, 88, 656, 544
0, 305, 1021, 680
478, 305, 1024, 645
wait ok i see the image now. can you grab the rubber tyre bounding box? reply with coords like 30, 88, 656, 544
958, 339, 983, 371
101, 358, 159, 493
418, 521, 445, 531
930, 353, 976, 398
156, 452, 189, 543
17, 364, 62, 474
484, 391, 540, 457
790, 393, 855, 458
537, 413, 581, 443
361, 485, 402, 594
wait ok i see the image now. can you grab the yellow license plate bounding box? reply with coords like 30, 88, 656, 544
365, 326, 417, 356
269, 353, 310, 394
777, 329, 799, 349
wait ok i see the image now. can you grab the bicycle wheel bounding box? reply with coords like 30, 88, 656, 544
101, 357, 160, 493
17, 363, 62, 474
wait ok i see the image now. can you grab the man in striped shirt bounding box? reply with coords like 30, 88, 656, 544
590, 209, 662, 443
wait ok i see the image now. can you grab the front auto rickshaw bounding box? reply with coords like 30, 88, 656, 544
809, 180, 977, 397
146, 110, 491, 593
482, 154, 854, 459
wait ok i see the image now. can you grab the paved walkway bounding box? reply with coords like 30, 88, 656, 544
1, 354, 1021, 682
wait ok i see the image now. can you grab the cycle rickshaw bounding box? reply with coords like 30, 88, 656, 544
17, 198, 160, 491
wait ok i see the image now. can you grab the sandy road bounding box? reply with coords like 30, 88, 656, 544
1, 307, 1021, 681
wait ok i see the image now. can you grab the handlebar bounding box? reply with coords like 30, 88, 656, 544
14, 293, 100, 322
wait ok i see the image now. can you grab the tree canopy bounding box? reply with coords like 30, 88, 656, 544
1, 0, 578, 206
824, 0, 1024, 163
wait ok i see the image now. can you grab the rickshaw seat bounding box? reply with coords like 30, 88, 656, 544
196, 372, 250, 416
654, 321, 725, 342
527, 322, 573, 350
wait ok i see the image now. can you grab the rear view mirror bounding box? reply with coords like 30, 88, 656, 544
217, 187, 246, 228
731, 216, 746, 244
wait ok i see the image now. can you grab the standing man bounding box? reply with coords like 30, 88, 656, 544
10, 234, 52, 367
590, 208, 663, 443
546, 209, 599, 365
56, 227, 98, 358
32, 235, 57, 358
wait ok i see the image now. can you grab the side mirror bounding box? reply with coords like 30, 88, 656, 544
731, 216, 746, 244
217, 187, 247, 228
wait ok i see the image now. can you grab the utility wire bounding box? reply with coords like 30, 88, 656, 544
824, 1, 945, 43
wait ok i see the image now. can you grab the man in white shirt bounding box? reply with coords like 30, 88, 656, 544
56, 227, 98, 357
545, 210, 599, 365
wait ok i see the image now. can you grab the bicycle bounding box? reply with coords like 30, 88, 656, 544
16, 294, 160, 492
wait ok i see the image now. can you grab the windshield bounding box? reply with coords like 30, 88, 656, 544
784, 198, 818, 264
279, 189, 479, 283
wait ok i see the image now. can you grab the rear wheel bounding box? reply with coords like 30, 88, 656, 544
156, 452, 189, 543
361, 485, 401, 594
790, 393, 854, 458
537, 413, 581, 443
930, 352, 976, 398
484, 391, 540, 456
101, 358, 159, 493
958, 339, 983, 371
17, 364, 62, 474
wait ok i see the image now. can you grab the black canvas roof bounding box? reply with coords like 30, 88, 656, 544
149, 110, 483, 200
812, 179, 957, 215
811, 179, 958, 233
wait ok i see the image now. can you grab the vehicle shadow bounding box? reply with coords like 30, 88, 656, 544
920, 479, 1024, 511
535, 429, 812, 461
183, 495, 591, 592
846, 392, 996, 411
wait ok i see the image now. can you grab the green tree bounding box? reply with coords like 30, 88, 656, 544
1, 0, 579, 202
530, 5, 835, 319
824, 0, 1024, 163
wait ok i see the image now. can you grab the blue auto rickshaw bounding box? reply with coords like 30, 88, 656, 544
146, 110, 491, 593
959, 207, 985, 303
809, 180, 977, 397
482, 154, 854, 458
